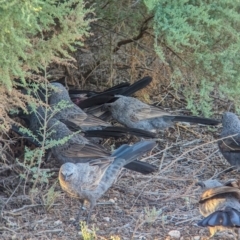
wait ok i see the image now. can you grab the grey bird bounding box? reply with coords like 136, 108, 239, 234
48, 82, 155, 138
103, 95, 220, 132
218, 112, 240, 168
27, 107, 157, 174
49, 82, 110, 131
72, 76, 152, 120
197, 179, 240, 239
59, 140, 156, 223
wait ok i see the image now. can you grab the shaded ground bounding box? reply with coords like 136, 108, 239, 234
0, 23, 238, 240
1, 96, 237, 240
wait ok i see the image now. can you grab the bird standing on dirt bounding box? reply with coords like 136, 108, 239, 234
218, 112, 240, 168
197, 179, 240, 239
59, 140, 156, 223
27, 106, 157, 174
49, 82, 155, 138
103, 95, 220, 132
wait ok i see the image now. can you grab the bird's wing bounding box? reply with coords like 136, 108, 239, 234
77, 158, 113, 190
65, 113, 87, 125
62, 113, 109, 128
200, 186, 240, 202
198, 207, 240, 227
133, 105, 170, 121
60, 141, 109, 159
82, 114, 110, 127
219, 138, 240, 152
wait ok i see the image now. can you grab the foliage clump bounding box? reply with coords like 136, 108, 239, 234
144, 0, 240, 115
0, 0, 93, 129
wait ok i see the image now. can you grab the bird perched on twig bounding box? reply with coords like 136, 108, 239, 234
197, 179, 240, 239
218, 112, 240, 168
59, 140, 156, 223
102, 95, 220, 133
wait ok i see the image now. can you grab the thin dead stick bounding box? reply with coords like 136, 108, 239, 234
175, 216, 200, 225
36, 229, 63, 235
160, 134, 238, 174
0, 178, 22, 220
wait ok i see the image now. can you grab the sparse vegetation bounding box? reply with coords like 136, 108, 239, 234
144, 0, 240, 115
0, 0, 93, 130
80, 221, 97, 240
1, 0, 240, 239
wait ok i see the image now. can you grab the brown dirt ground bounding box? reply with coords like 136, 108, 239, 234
0, 21, 238, 240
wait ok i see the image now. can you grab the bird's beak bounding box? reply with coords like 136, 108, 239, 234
64, 175, 70, 181
62, 174, 68, 181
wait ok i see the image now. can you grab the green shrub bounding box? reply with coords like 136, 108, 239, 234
144, 0, 240, 115
0, 0, 93, 90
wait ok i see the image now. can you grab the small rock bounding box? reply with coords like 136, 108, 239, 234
192, 236, 201, 240
103, 217, 110, 222
54, 220, 62, 226
69, 217, 75, 221
168, 230, 181, 239
109, 198, 115, 203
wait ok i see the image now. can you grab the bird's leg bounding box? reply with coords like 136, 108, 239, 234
234, 228, 240, 240
74, 199, 84, 229
86, 200, 96, 225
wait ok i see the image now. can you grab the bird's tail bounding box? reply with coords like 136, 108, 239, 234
69, 82, 130, 97
102, 82, 130, 93
74, 95, 117, 109
84, 126, 156, 138
124, 160, 157, 174
112, 141, 158, 174
95, 140, 156, 197
112, 140, 156, 166
121, 76, 152, 96
10, 124, 41, 147
170, 115, 220, 125
198, 207, 240, 227
70, 76, 152, 109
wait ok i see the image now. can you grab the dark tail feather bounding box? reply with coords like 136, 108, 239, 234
70, 76, 152, 109
79, 76, 152, 103
105, 126, 156, 138
170, 115, 220, 125
115, 126, 156, 138
121, 76, 152, 96
112, 140, 156, 165
124, 160, 157, 174
84, 129, 126, 138
69, 83, 130, 97
111, 141, 157, 174
10, 125, 41, 147
102, 82, 130, 93
68, 89, 98, 96
75, 95, 117, 109
84, 126, 156, 138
